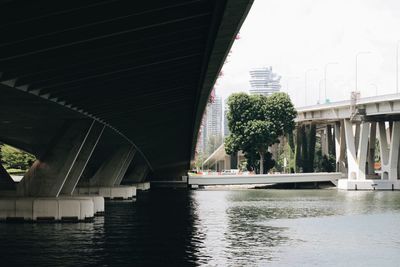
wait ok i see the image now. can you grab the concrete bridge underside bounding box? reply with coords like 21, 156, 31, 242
0, 0, 253, 182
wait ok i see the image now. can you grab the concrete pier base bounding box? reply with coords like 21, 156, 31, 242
60, 196, 104, 215
132, 182, 150, 191
0, 197, 95, 222
338, 179, 400, 190
74, 186, 136, 200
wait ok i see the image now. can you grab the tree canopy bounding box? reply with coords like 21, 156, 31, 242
225, 92, 296, 174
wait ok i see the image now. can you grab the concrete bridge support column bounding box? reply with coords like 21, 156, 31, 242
0, 120, 106, 221
335, 120, 346, 173
75, 145, 137, 200
123, 164, 150, 191
356, 122, 370, 180
89, 145, 136, 187
17, 120, 104, 197
378, 121, 390, 180
388, 121, 400, 181
367, 122, 376, 176
343, 119, 358, 180
339, 120, 400, 190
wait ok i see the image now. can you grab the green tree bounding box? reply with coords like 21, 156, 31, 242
0, 144, 36, 172
225, 92, 296, 174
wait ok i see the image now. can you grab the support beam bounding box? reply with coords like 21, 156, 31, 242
122, 164, 149, 184
17, 120, 98, 197
388, 121, 400, 181
367, 122, 376, 175
114, 146, 136, 186
89, 145, 136, 187
356, 122, 370, 180
344, 119, 357, 179
378, 121, 389, 180
335, 120, 346, 173
60, 123, 105, 195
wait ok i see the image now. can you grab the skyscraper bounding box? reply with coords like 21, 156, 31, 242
249, 67, 281, 96
196, 95, 223, 154
206, 95, 222, 138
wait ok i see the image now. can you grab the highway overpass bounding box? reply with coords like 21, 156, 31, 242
295, 94, 400, 191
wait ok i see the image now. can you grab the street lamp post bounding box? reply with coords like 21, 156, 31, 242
324, 62, 338, 102
305, 68, 317, 106
355, 51, 371, 95
396, 41, 400, 93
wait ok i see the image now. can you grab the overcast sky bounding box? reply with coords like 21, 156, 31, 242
215, 0, 400, 107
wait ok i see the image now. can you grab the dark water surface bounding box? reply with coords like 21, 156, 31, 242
1, 189, 400, 266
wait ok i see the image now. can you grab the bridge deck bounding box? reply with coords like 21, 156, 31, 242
188, 173, 342, 186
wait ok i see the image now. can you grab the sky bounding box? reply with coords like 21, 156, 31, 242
215, 0, 400, 107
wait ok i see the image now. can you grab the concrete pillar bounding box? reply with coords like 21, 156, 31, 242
354, 122, 361, 154
344, 119, 358, 179
327, 125, 335, 156
90, 145, 136, 187
367, 122, 376, 175
17, 120, 102, 197
123, 164, 149, 184
388, 121, 400, 181
60, 123, 105, 195
321, 128, 328, 156
224, 155, 231, 170
378, 122, 389, 180
0, 163, 15, 190
356, 122, 370, 180
335, 120, 346, 173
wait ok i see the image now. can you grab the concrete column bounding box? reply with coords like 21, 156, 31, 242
123, 164, 149, 184
357, 122, 370, 180
335, 120, 346, 173
344, 119, 358, 179
354, 122, 361, 154
367, 122, 376, 175
114, 146, 136, 186
388, 121, 400, 181
378, 121, 389, 180
327, 125, 335, 156
17, 120, 100, 197
60, 123, 105, 195
224, 155, 231, 170
321, 128, 328, 156
0, 163, 15, 190
90, 145, 136, 187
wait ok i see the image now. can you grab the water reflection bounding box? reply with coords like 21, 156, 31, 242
0, 189, 399, 266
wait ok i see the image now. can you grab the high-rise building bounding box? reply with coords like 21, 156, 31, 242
196, 95, 223, 154
249, 67, 281, 96
206, 95, 222, 138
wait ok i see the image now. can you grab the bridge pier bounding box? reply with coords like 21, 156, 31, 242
334, 120, 347, 173
0, 120, 106, 220
75, 144, 137, 200
338, 120, 400, 190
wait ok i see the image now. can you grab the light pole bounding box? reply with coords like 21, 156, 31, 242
355, 51, 371, 95
305, 68, 317, 106
324, 62, 338, 102
396, 41, 400, 93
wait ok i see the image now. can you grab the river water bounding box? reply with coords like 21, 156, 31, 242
0, 189, 399, 266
